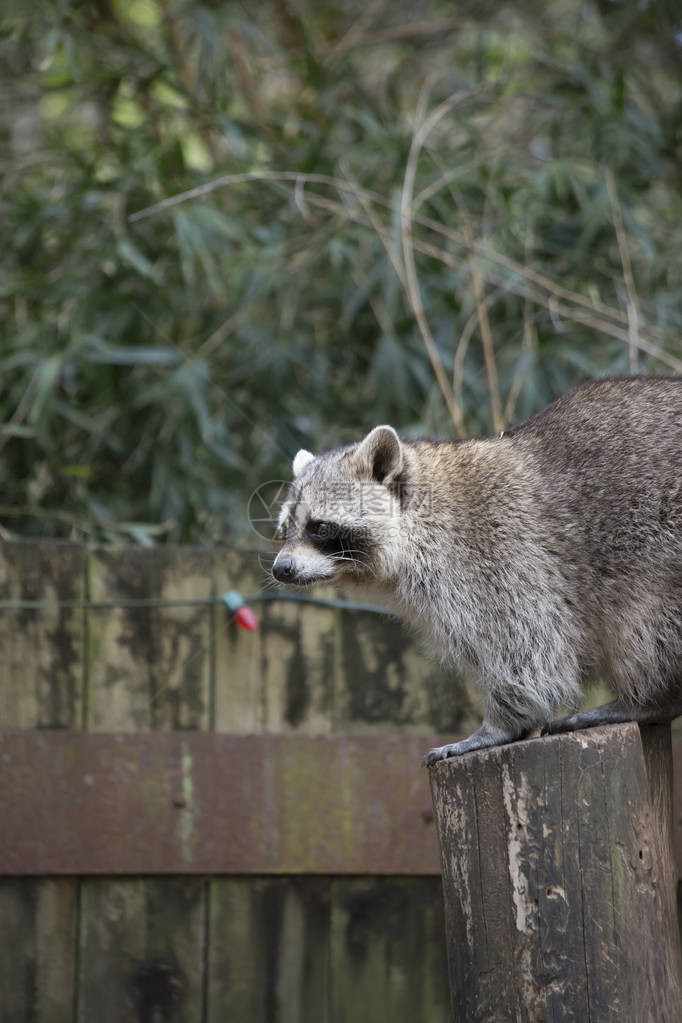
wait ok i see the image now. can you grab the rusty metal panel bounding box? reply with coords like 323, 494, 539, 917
5, 732, 681, 877
0, 732, 443, 875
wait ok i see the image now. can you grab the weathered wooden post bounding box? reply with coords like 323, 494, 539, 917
429, 723, 682, 1022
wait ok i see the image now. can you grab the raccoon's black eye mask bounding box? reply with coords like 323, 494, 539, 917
306, 519, 338, 544
305, 519, 360, 556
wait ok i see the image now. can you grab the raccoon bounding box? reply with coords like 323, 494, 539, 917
273, 376, 682, 766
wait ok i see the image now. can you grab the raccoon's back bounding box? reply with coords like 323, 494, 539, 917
509, 375, 682, 455
510, 375, 682, 572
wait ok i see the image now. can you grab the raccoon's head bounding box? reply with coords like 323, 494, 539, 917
272, 426, 405, 586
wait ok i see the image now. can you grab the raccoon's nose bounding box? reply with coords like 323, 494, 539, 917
273, 555, 296, 582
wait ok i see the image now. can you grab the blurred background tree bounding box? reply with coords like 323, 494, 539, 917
1, 0, 681, 544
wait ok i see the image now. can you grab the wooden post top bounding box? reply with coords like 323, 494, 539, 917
429, 723, 682, 1022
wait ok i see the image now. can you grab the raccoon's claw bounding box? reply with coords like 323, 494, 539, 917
423, 736, 500, 766
423, 722, 527, 766
423, 743, 460, 767
542, 720, 565, 736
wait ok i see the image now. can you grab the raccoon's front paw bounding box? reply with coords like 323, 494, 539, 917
424, 722, 529, 766
423, 734, 493, 766
423, 742, 464, 767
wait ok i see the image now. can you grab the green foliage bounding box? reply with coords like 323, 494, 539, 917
1, 0, 681, 542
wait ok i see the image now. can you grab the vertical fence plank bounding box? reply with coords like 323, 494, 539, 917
0, 878, 77, 1023
77, 879, 206, 1023
207, 877, 330, 1023
78, 548, 211, 1021
77, 880, 146, 1023
212, 549, 266, 733
0, 540, 85, 729
329, 878, 449, 1023
87, 547, 213, 731
148, 547, 214, 732
254, 597, 337, 734
141, 879, 207, 1018
335, 610, 480, 736
0, 541, 83, 1023
213, 550, 338, 734
87, 548, 155, 730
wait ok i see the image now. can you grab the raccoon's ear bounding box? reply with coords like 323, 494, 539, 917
292, 449, 315, 477
354, 425, 403, 484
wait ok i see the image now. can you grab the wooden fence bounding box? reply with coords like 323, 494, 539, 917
0, 540, 483, 1023
1, 541, 681, 1023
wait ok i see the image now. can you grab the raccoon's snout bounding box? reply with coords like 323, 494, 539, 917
272, 555, 296, 583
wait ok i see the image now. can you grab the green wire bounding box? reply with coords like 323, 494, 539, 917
0, 592, 389, 615
251, 592, 389, 614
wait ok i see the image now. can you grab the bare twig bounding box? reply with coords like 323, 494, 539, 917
413, 154, 502, 211
196, 312, 241, 359
340, 173, 405, 285
0, 367, 40, 452
454, 286, 506, 415
505, 222, 537, 423
400, 87, 471, 436
330, 19, 464, 54
605, 166, 640, 374
462, 219, 504, 431
129, 170, 682, 362
408, 235, 682, 373
324, 0, 388, 63
348, 266, 398, 349
424, 144, 504, 431
277, 188, 682, 373
227, 32, 264, 124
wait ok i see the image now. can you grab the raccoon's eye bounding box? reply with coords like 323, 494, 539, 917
306, 520, 334, 541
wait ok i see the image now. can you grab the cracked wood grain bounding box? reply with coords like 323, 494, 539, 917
430, 723, 682, 1022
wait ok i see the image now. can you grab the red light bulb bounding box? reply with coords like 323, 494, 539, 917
235, 605, 258, 631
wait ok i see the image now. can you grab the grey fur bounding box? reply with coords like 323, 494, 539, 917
274, 377, 682, 765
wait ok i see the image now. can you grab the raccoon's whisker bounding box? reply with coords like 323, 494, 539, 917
331, 551, 371, 563
331, 554, 376, 577
331, 548, 371, 562
333, 554, 371, 566
258, 564, 283, 590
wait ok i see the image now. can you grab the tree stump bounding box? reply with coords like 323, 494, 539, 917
429, 723, 682, 1022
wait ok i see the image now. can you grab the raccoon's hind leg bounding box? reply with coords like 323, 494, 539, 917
423, 719, 530, 767
542, 697, 682, 736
